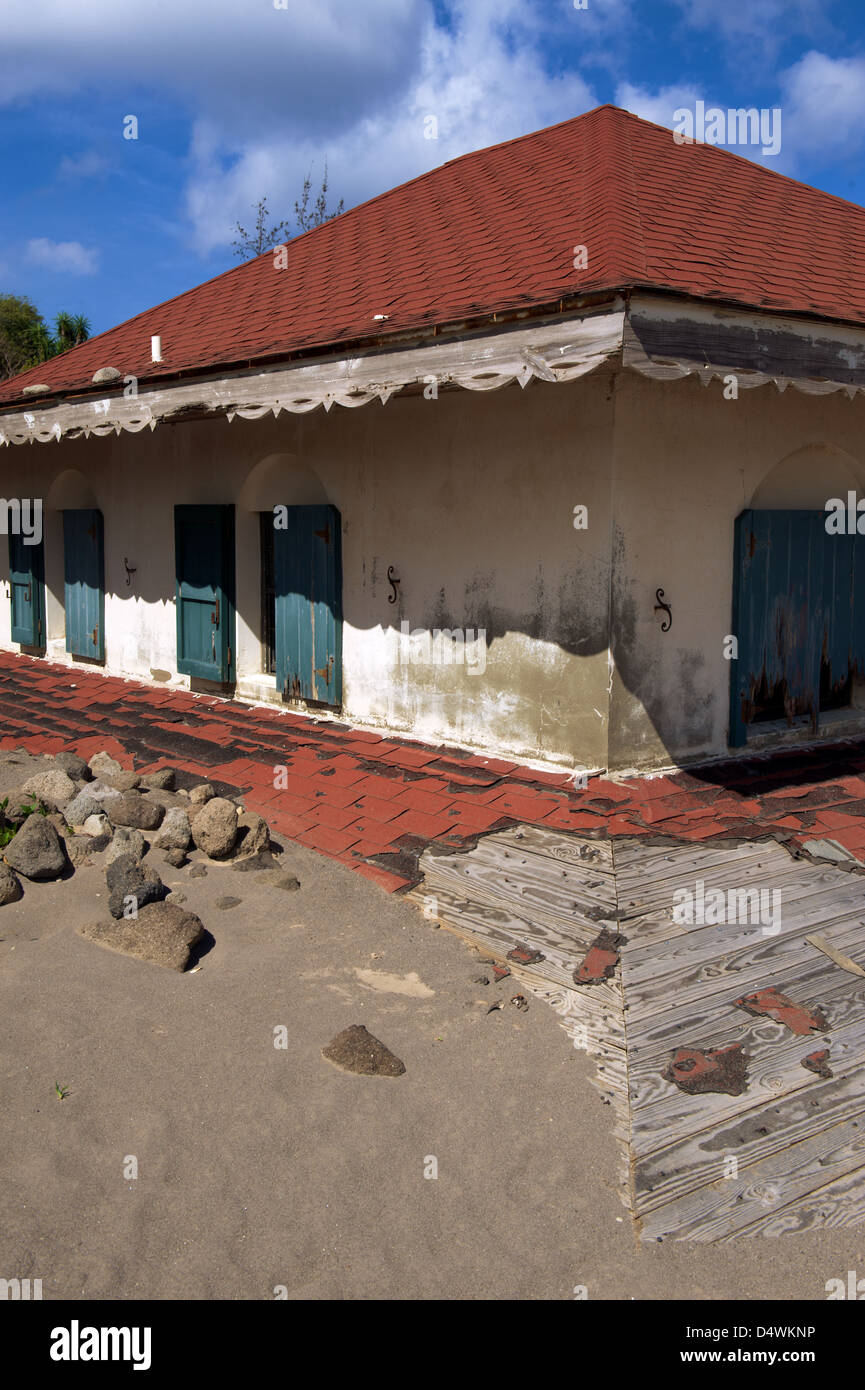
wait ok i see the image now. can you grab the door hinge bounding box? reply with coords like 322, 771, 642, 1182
37, 618, 42, 637
92, 626, 99, 646
314, 655, 334, 683
227, 647, 232, 670
314, 523, 331, 545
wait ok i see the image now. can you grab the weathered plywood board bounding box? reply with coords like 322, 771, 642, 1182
413, 825, 865, 1243
637, 1114, 865, 1243
634, 1058, 865, 1216
628, 995, 865, 1164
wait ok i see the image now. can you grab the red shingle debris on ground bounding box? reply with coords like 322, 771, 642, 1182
802, 1049, 834, 1080
573, 928, 621, 985
734, 987, 829, 1036
506, 944, 546, 966
662, 1045, 749, 1097
3, 650, 865, 892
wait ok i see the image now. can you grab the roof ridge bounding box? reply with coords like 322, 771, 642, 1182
603, 104, 651, 283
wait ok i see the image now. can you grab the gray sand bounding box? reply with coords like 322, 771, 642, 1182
0, 751, 861, 1299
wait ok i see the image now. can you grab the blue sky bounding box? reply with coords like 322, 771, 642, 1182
2, 0, 864, 337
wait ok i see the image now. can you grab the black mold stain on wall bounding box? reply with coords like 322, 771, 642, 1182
413, 564, 610, 658
609, 525, 716, 763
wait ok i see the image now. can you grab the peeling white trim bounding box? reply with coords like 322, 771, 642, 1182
0, 310, 624, 447
625, 292, 865, 400
6, 291, 865, 449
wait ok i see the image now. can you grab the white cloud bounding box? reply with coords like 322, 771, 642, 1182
778, 50, 865, 161
671, 0, 823, 53
0, 0, 648, 258
25, 239, 99, 274
0, 0, 429, 139
186, 0, 598, 253
58, 151, 109, 180
620, 50, 865, 174
615, 81, 703, 131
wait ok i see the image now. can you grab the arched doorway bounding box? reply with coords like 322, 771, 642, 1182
730, 445, 865, 744
44, 470, 105, 662
238, 454, 342, 708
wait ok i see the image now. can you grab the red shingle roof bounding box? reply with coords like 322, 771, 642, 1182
3, 103, 865, 406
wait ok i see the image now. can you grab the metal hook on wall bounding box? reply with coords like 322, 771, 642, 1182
654, 588, 672, 632
123, 557, 137, 587
387, 566, 400, 604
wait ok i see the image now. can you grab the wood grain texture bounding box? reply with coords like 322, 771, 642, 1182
413, 826, 865, 1243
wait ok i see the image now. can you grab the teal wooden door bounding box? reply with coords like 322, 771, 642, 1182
63, 509, 104, 660
730, 509, 865, 746
175, 505, 235, 682
273, 505, 342, 706
9, 531, 45, 646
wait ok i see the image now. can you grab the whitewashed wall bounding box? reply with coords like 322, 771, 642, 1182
3, 367, 863, 771
608, 372, 865, 770
0, 373, 615, 770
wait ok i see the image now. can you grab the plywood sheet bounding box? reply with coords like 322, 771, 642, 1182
414, 826, 865, 1242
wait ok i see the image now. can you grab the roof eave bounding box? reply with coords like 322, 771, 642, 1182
0, 287, 626, 414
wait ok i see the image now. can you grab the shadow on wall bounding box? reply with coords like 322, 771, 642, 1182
608, 440, 865, 770
749, 442, 862, 509
42, 469, 100, 649
17, 389, 865, 770
38, 457, 328, 651
18, 387, 614, 665
235, 449, 613, 691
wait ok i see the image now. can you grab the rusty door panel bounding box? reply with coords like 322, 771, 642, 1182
730, 509, 861, 746
821, 529, 857, 692
9, 529, 45, 647
273, 504, 342, 708
174, 505, 236, 683
63, 508, 105, 661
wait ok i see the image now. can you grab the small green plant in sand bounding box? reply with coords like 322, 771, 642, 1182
54, 1082, 70, 1101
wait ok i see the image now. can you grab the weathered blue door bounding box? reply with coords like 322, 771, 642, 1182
730, 509, 864, 745
273, 505, 342, 706
175, 505, 235, 682
63, 509, 105, 660
9, 531, 45, 647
